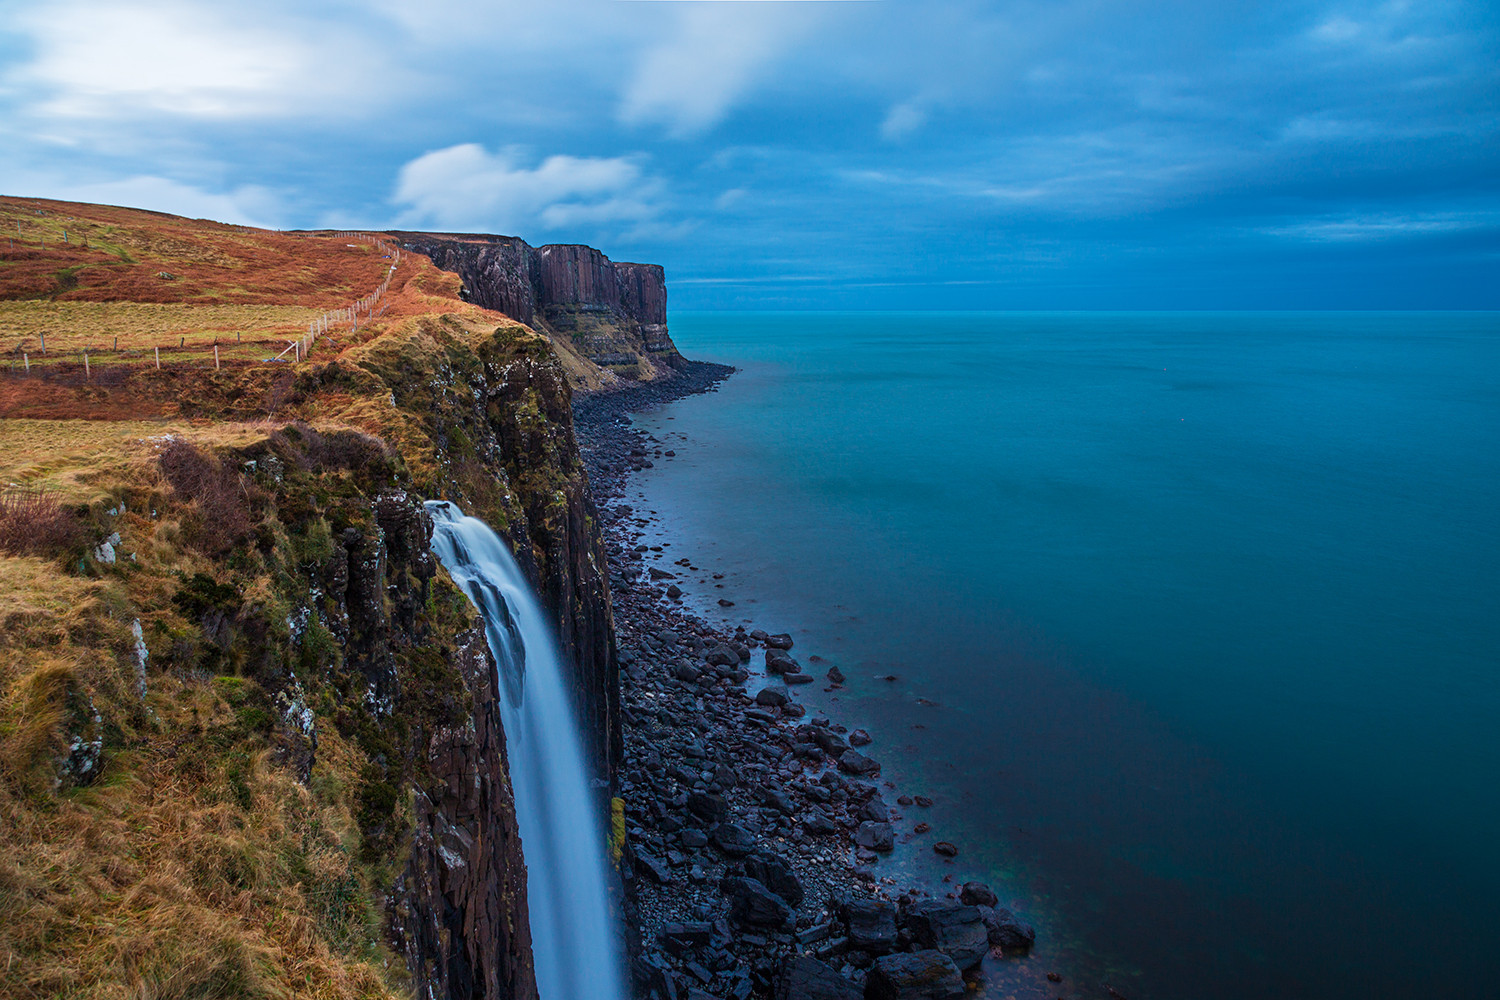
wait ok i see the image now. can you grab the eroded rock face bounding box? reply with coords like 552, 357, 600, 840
391, 628, 538, 1000
391, 232, 684, 380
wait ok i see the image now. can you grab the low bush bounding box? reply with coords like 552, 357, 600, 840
0, 488, 82, 558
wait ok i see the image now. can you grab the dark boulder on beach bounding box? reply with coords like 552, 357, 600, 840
841, 898, 898, 954
977, 905, 1036, 953
803, 812, 840, 836
756, 686, 789, 707
765, 633, 795, 649
687, 792, 728, 824
865, 951, 966, 1000
932, 841, 958, 858
705, 645, 740, 667
786, 673, 815, 685
849, 728, 872, 746
776, 956, 862, 1000
649, 566, 676, 579
745, 851, 805, 907
766, 648, 802, 674
723, 876, 793, 927
959, 882, 997, 907
666, 584, 683, 598
839, 751, 881, 776
827, 665, 846, 684
711, 822, 757, 857
854, 821, 895, 853
902, 902, 989, 970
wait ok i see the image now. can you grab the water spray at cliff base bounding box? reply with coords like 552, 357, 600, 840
427, 501, 623, 1000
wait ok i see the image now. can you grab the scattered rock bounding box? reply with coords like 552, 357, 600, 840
932, 842, 958, 858
722, 876, 792, 927
865, 950, 966, 1000
710, 823, 757, 858
777, 956, 861, 1000
842, 899, 898, 955
902, 902, 989, 970
854, 821, 895, 853
958, 882, 997, 907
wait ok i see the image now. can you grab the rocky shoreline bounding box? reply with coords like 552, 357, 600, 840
574, 363, 1041, 1000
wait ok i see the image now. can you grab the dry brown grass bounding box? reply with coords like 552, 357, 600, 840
0, 301, 324, 367
0, 196, 393, 310
0, 417, 408, 998
0, 726, 402, 1000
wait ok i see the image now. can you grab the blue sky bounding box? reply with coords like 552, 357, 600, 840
1, 0, 1495, 308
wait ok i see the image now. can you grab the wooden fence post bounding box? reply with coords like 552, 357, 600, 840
214, 344, 220, 370
23, 353, 28, 373
83, 352, 89, 378
39, 333, 45, 354
155, 346, 160, 369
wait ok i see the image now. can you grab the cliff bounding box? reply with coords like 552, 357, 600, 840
0, 197, 621, 1000
389, 232, 683, 386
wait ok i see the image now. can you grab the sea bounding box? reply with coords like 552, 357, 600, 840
622, 311, 1500, 1000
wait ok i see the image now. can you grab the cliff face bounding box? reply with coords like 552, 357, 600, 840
0, 200, 626, 1000
390, 233, 683, 383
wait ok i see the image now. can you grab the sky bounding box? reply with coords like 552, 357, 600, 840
1, 0, 1496, 309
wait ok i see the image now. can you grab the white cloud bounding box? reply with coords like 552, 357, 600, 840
620, 4, 822, 135
391, 143, 665, 235
1262, 211, 1492, 242
9, 1, 392, 120
2, 173, 281, 227
880, 100, 928, 141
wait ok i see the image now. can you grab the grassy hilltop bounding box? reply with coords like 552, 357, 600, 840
0, 196, 605, 999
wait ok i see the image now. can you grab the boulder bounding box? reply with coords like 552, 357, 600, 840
854, 821, 895, 853
977, 906, 1036, 953
864, 951, 966, 1000
705, 645, 740, 667
841, 898, 898, 954
827, 665, 846, 684
687, 792, 728, 824
745, 851, 805, 907
903, 902, 988, 970
838, 751, 880, 776
766, 648, 802, 675
711, 822, 757, 858
802, 812, 840, 836
786, 673, 815, 685
723, 876, 792, 927
849, 729, 872, 747
958, 882, 997, 908
812, 729, 850, 756
756, 686, 790, 708
776, 956, 861, 1000
765, 633, 795, 649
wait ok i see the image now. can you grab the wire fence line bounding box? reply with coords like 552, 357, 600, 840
4, 232, 405, 379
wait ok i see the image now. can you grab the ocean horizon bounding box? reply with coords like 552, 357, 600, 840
625, 308, 1500, 999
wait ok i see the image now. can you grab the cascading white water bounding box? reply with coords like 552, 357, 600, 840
426, 501, 623, 1000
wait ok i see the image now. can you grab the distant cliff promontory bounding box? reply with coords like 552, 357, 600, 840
390, 232, 684, 386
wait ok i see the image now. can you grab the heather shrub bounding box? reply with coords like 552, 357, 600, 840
0, 488, 82, 558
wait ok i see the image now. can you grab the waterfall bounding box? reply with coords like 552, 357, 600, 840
426, 501, 622, 1000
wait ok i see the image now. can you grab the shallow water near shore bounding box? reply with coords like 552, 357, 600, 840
623, 311, 1500, 1000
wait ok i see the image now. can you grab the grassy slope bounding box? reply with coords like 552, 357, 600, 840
0, 198, 602, 999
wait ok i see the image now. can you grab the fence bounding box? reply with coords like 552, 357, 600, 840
4, 231, 405, 378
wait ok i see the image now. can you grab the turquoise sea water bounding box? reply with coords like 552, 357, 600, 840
626, 312, 1500, 1000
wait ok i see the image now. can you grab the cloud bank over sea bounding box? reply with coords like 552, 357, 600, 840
2, 0, 1494, 307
